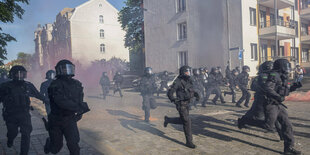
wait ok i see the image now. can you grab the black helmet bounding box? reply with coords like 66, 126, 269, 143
274, 59, 291, 74
9, 65, 27, 81
217, 66, 222, 72
46, 70, 56, 79
55, 59, 75, 77
144, 67, 153, 76
193, 68, 200, 76
259, 61, 273, 73
232, 69, 238, 75
242, 65, 250, 72
116, 71, 121, 75
102, 72, 107, 76
163, 71, 168, 75
179, 65, 192, 77
210, 67, 218, 74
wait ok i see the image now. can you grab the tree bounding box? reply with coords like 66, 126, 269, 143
0, 0, 29, 65
118, 0, 144, 73
9, 52, 33, 70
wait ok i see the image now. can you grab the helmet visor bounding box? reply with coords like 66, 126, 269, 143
284, 62, 291, 73
57, 64, 75, 76
15, 71, 27, 80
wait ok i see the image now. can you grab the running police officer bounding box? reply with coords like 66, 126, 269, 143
44, 60, 90, 155
164, 65, 199, 148
113, 71, 123, 97
236, 65, 251, 108
191, 68, 204, 108
139, 67, 157, 122
99, 72, 110, 100
0, 65, 47, 155
40, 70, 56, 115
224, 69, 238, 103
157, 71, 170, 96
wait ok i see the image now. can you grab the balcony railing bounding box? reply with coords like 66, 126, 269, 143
260, 19, 295, 29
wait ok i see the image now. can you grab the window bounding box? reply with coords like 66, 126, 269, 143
178, 51, 188, 67
249, 8, 256, 26
301, 23, 308, 35
177, 0, 186, 12
271, 45, 276, 57
100, 29, 104, 38
260, 11, 266, 28
302, 49, 309, 62
178, 22, 187, 40
261, 44, 268, 62
99, 15, 104, 23
279, 46, 284, 56
250, 43, 258, 60
100, 44, 105, 53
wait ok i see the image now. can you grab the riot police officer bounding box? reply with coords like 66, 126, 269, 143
224, 69, 238, 103
40, 70, 56, 115
0, 71, 9, 84
44, 60, 90, 155
216, 66, 226, 103
157, 71, 170, 96
202, 67, 225, 106
236, 65, 251, 107
237, 61, 283, 140
99, 72, 110, 100
0, 65, 47, 155
113, 71, 123, 97
164, 65, 199, 148
139, 67, 157, 122
190, 69, 204, 108
262, 59, 300, 154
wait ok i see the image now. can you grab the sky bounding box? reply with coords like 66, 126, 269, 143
0, 0, 126, 63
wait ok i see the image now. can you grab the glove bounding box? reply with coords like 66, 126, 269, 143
75, 114, 83, 121
276, 96, 285, 103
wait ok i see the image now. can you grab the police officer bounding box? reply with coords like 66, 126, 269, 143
202, 67, 225, 106
139, 67, 157, 122
164, 65, 199, 148
216, 66, 226, 103
113, 71, 123, 97
157, 71, 170, 96
237, 61, 283, 140
0, 71, 9, 84
235, 66, 241, 74
99, 72, 110, 100
236, 65, 251, 108
40, 70, 56, 115
0, 65, 47, 155
44, 60, 90, 155
224, 69, 238, 103
190, 69, 204, 108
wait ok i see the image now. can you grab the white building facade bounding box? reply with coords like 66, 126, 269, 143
34, 0, 129, 70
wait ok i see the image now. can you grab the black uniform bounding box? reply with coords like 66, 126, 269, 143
191, 72, 204, 108
99, 74, 110, 100
113, 73, 123, 97
44, 60, 90, 155
165, 66, 199, 148
0, 66, 46, 155
236, 69, 251, 107
157, 72, 170, 96
40, 80, 53, 114
139, 68, 157, 122
224, 70, 238, 103
202, 68, 225, 106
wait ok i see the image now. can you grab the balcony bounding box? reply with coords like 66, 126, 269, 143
300, 6, 310, 20
259, 20, 296, 40
258, 0, 294, 9
301, 32, 310, 44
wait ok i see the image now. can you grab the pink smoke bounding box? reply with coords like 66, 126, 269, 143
286, 91, 310, 102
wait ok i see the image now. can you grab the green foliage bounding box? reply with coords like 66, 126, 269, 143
10, 52, 34, 71
0, 0, 29, 65
118, 0, 144, 72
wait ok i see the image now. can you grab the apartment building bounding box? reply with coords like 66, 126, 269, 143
144, 0, 310, 76
34, 0, 129, 70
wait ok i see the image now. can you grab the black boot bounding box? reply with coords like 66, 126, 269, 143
44, 138, 50, 154
164, 116, 168, 127
284, 147, 301, 155
7, 139, 13, 148
237, 118, 245, 129
186, 141, 196, 149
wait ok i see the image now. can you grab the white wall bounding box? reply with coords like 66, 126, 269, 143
70, 0, 129, 67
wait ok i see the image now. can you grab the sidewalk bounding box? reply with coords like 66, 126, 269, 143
0, 103, 103, 155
